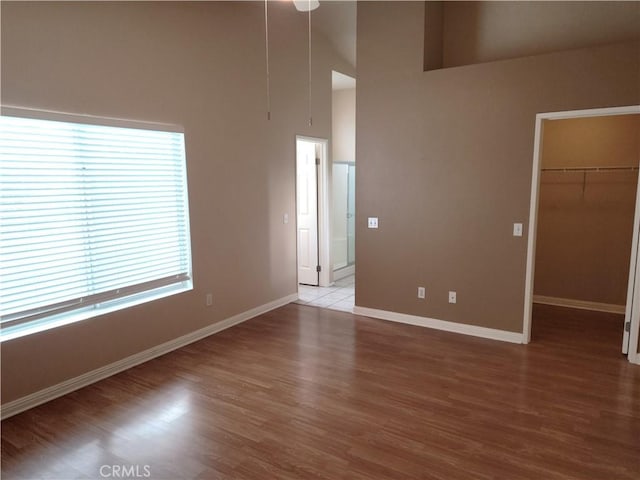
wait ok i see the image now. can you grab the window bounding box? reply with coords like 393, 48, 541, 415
0, 108, 192, 340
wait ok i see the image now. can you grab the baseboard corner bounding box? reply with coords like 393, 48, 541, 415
353, 306, 523, 344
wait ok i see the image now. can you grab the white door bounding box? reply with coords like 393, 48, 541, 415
622, 170, 640, 354
296, 139, 319, 286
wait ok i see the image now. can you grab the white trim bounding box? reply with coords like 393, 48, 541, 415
0, 293, 298, 420
1, 283, 192, 343
523, 115, 543, 344
627, 212, 640, 358
1, 105, 183, 133
353, 306, 523, 344
295, 135, 331, 287
317, 139, 332, 287
623, 169, 640, 354
533, 295, 625, 314
534, 106, 640, 121
333, 264, 355, 281
523, 105, 640, 364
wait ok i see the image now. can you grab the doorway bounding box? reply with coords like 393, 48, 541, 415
295, 136, 330, 287
295, 136, 355, 311
523, 106, 640, 364
295, 71, 356, 311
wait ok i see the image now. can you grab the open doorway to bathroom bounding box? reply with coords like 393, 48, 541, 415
296, 71, 356, 312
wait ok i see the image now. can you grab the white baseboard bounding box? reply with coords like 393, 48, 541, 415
1, 293, 298, 420
333, 265, 355, 281
352, 306, 523, 344
533, 295, 625, 314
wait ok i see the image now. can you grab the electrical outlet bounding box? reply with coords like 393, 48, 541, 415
367, 217, 379, 229
206, 293, 213, 306
417, 287, 425, 299
448, 291, 457, 304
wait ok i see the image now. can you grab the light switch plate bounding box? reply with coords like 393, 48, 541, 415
368, 217, 379, 229
448, 291, 457, 304
283, 213, 289, 224
513, 223, 523, 237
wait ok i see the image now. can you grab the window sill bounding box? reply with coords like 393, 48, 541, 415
0, 281, 192, 342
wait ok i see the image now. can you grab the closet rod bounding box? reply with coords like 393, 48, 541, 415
541, 166, 639, 173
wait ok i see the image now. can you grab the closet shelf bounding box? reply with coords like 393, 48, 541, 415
541, 166, 639, 173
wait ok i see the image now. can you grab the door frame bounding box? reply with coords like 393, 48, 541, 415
295, 135, 331, 287
522, 105, 640, 365
625, 199, 640, 363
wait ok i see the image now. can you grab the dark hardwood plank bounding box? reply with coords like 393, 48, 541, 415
2, 303, 639, 479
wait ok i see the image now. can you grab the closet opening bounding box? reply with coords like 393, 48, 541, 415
524, 107, 640, 363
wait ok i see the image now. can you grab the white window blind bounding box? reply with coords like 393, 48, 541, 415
0, 110, 192, 337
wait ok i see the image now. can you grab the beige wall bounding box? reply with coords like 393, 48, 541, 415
0, 1, 353, 404
356, 2, 640, 332
535, 115, 639, 306
441, 1, 640, 68
332, 87, 356, 163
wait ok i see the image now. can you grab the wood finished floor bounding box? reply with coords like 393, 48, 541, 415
2, 303, 639, 479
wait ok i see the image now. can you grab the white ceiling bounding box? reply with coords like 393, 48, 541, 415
332, 70, 356, 90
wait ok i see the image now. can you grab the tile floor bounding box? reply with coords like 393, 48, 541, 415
295, 274, 354, 312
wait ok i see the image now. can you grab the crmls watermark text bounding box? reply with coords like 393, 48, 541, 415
99, 464, 151, 478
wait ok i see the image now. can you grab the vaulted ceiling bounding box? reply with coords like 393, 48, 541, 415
313, 1, 356, 68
